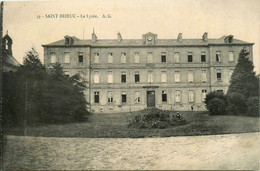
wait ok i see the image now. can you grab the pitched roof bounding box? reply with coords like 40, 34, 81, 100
42, 35, 253, 47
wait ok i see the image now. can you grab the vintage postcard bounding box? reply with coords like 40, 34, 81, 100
1, 0, 260, 170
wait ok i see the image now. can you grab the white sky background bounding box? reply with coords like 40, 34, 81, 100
3, 0, 260, 73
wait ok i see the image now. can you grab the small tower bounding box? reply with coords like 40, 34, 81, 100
117, 32, 122, 42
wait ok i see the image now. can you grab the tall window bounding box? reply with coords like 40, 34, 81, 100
134, 52, 140, 63
5, 39, 8, 50
94, 53, 99, 63
217, 69, 222, 81
188, 90, 194, 102
147, 52, 153, 63
230, 69, 234, 78
121, 52, 126, 63
64, 52, 70, 63
229, 51, 234, 62
121, 71, 126, 83
188, 70, 194, 82
188, 52, 193, 62
175, 90, 181, 102
50, 52, 56, 63
216, 51, 221, 62
162, 90, 167, 102
94, 71, 99, 83
201, 52, 206, 62
161, 52, 166, 63
121, 91, 127, 103
94, 91, 99, 103
202, 90, 207, 102
175, 71, 180, 82
161, 71, 167, 82
174, 52, 180, 63
108, 71, 113, 83
108, 53, 113, 63
148, 71, 153, 83
134, 91, 141, 103
77, 52, 83, 63
107, 91, 113, 103
135, 71, 140, 83
201, 70, 207, 82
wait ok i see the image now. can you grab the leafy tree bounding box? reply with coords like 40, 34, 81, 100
226, 92, 247, 115
227, 48, 259, 99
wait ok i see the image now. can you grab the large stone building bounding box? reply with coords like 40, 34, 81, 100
42, 31, 254, 113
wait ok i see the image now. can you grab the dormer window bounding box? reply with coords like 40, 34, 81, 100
65, 38, 70, 45
224, 35, 234, 43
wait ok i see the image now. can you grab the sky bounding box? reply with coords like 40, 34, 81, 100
3, 0, 260, 73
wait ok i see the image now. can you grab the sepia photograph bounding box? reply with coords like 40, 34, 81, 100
1, 0, 260, 170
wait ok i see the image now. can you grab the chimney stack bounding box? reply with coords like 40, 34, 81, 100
177, 33, 182, 41
117, 32, 122, 41
92, 28, 97, 42
202, 32, 208, 41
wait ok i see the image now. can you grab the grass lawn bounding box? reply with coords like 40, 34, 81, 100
6, 111, 260, 138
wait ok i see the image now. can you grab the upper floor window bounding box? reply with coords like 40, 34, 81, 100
216, 51, 221, 62
121, 52, 126, 63
134, 52, 140, 63
94, 53, 99, 64
108, 53, 113, 63
147, 52, 153, 63
121, 71, 126, 83
175, 90, 181, 102
201, 52, 206, 62
134, 91, 141, 103
188, 90, 194, 102
162, 90, 167, 102
229, 51, 234, 62
188, 70, 194, 82
50, 52, 56, 63
201, 70, 207, 82
148, 71, 153, 83
107, 91, 114, 103
217, 69, 222, 81
77, 52, 83, 63
188, 52, 193, 62
108, 71, 113, 83
64, 52, 70, 63
161, 52, 166, 63
175, 71, 180, 82
174, 52, 180, 63
161, 71, 167, 82
94, 91, 99, 103
135, 71, 140, 83
94, 71, 99, 83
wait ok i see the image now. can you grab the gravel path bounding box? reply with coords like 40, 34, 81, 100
4, 133, 260, 170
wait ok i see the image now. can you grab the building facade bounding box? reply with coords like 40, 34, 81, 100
42, 32, 254, 113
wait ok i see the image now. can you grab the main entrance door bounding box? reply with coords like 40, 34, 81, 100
147, 91, 155, 107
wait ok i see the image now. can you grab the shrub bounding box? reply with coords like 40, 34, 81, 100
226, 92, 247, 115
246, 96, 259, 117
128, 108, 186, 129
207, 98, 227, 115
205, 91, 226, 107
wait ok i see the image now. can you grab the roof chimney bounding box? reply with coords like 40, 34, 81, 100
92, 28, 97, 42
177, 33, 182, 41
202, 32, 208, 41
117, 32, 122, 41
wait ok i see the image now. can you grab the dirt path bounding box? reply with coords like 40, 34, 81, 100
4, 133, 260, 170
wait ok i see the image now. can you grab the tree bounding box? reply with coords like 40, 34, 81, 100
227, 48, 259, 99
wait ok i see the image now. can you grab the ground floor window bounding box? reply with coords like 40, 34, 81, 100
107, 91, 113, 103
162, 90, 167, 102
202, 89, 207, 102
135, 91, 140, 103
175, 90, 181, 102
121, 91, 127, 103
188, 90, 194, 102
94, 91, 99, 103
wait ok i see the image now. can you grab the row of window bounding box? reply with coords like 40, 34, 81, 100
94, 90, 208, 104
49, 51, 235, 64
92, 70, 212, 83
